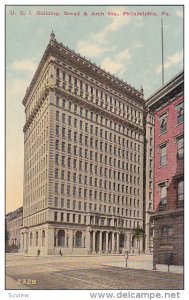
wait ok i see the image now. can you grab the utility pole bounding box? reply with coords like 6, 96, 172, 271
161, 19, 164, 86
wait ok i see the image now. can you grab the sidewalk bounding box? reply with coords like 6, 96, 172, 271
103, 260, 184, 274
6, 276, 29, 290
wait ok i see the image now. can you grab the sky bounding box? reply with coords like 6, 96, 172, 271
5, 5, 184, 213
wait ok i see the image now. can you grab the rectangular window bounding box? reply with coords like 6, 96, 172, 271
54, 197, 58, 207
62, 113, 65, 123
176, 102, 184, 124
54, 212, 58, 221
161, 225, 173, 237
159, 184, 167, 210
68, 116, 72, 126
177, 180, 184, 203
56, 125, 59, 136
67, 213, 70, 222
160, 144, 167, 166
56, 111, 59, 121
62, 127, 65, 138
177, 136, 184, 160
160, 115, 167, 134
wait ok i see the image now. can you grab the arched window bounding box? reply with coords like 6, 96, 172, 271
36, 232, 38, 246
30, 233, 32, 246
178, 180, 184, 202
58, 230, 65, 246
75, 231, 82, 247
119, 234, 125, 248
42, 230, 45, 247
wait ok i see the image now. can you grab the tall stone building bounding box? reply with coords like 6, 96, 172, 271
146, 71, 184, 265
20, 32, 145, 255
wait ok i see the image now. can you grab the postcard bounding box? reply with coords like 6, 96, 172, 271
3, 2, 186, 300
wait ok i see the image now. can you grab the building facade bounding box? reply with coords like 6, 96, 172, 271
143, 110, 154, 253
146, 71, 184, 265
20, 32, 145, 255
6, 207, 23, 250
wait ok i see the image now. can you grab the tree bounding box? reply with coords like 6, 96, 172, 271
132, 226, 144, 254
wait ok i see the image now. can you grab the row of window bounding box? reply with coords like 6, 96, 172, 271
160, 136, 184, 167
55, 155, 141, 173
159, 179, 184, 210
53, 211, 140, 229
54, 184, 140, 198
159, 102, 184, 134
55, 197, 140, 210
56, 141, 141, 162
55, 71, 143, 124
55, 170, 140, 185
55, 111, 143, 141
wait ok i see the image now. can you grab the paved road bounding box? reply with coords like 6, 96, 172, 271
6, 254, 183, 290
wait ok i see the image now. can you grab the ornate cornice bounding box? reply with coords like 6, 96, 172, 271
145, 71, 184, 111
23, 35, 144, 107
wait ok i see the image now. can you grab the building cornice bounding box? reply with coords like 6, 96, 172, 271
23, 34, 144, 107
145, 71, 184, 110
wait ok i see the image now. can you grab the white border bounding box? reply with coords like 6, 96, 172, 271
1, 1, 188, 299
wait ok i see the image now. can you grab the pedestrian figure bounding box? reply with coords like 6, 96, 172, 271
37, 249, 40, 256
59, 249, 62, 256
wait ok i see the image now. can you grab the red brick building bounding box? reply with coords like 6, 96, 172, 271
146, 71, 184, 266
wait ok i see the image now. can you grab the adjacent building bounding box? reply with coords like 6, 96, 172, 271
20, 32, 145, 255
146, 71, 184, 265
6, 207, 23, 251
143, 109, 155, 253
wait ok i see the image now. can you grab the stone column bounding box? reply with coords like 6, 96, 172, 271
69, 230, 73, 252
82, 232, 85, 247
124, 234, 128, 250
99, 231, 102, 253
111, 232, 115, 253
86, 230, 91, 253
73, 231, 76, 247
20, 233, 24, 252
129, 233, 132, 253
92, 231, 96, 254
116, 232, 119, 254
105, 231, 109, 253
56, 230, 59, 247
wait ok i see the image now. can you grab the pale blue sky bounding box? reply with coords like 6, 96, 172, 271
6, 5, 184, 212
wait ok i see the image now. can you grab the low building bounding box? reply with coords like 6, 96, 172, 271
6, 207, 23, 251
146, 71, 184, 266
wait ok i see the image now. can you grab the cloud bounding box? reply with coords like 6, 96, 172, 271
133, 42, 144, 49
6, 78, 29, 103
156, 50, 183, 74
10, 59, 37, 73
77, 41, 112, 58
76, 8, 131, 58
101, 48, 131, 75
176, 9, 183, 18
101, 58, 123, 74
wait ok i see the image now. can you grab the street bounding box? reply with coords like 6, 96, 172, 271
6, 254, 183, 290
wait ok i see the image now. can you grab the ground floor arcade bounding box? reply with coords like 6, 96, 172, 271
20, 224, 142, 256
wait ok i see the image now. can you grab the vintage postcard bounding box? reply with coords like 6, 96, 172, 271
3, 2, 186, 300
